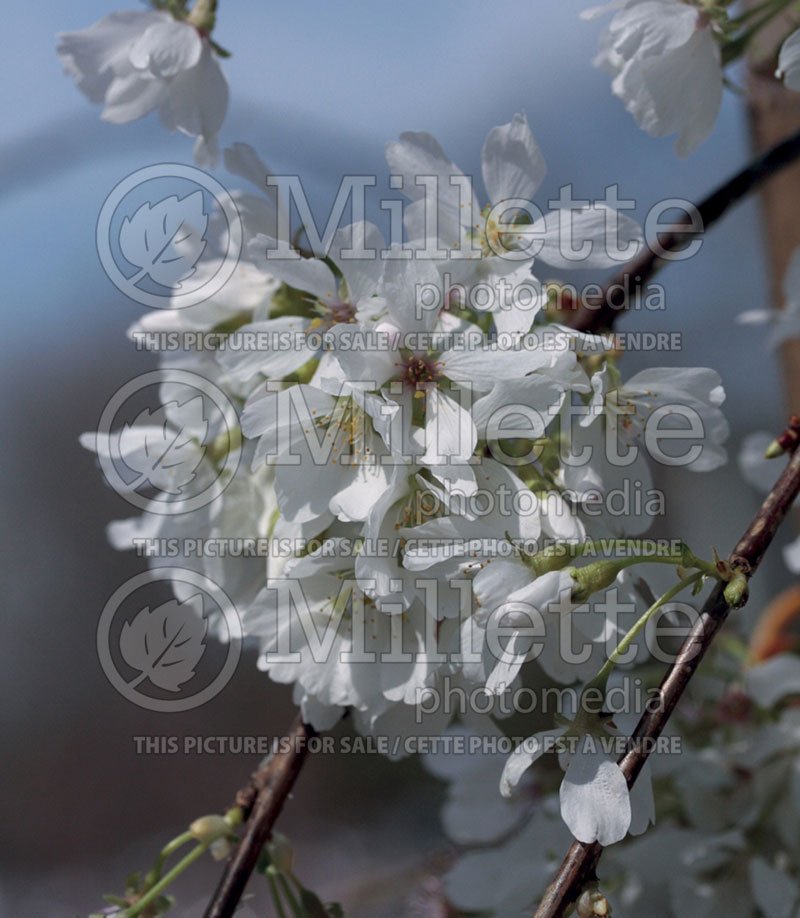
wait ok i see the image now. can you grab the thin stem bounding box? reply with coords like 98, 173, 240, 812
609, 554, 683, 571
541, 539, 717, 573
526, 538, 719, 580
126, 843, 210, 918
147, 829, 195, 884
591, 572, 703, 689
276, 873, 303, 917
267, 872, 288, 918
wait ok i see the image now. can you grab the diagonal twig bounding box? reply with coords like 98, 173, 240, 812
533, 438, 800, 918
566, 125, 800, 333
203, 713, 316, 918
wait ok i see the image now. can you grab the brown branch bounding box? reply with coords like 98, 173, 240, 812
203, 713, 316, 918
566, 125, 800, 333
533, 437, 800, 918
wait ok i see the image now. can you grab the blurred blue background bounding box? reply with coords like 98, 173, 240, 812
0, 1, 793, 914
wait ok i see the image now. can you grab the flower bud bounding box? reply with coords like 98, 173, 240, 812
189, 814, 229, 845
764, 415, 800, 458
723, 570, 749, 610
576, 887, 611, 916
570, 561, 623, 604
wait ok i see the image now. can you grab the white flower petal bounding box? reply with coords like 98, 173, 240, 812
500, 728, 566, 796
560, 742, 631, 845
481, 113, 546, 205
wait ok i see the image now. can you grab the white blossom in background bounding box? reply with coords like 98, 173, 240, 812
433, 650, 800, 916
777, 28, 800, 91
57, 4, 228, 166
584, 0, 724, 156
738, 245, 800, 349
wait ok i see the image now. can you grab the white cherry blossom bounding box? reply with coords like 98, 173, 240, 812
57, 7, 228, 165
585, 0, 723, 156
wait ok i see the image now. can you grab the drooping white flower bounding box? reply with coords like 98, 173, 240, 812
425, 724, 531, 845
450, 799, 575, 914
107, 463, 285, 628
57, 7, 228, 166
586, 0, 723, 156
500, 711, 653, 846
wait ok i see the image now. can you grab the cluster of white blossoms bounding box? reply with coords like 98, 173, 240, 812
585, 0, 800, 155
81, 109, 734, 848
64, 4, 800, 912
